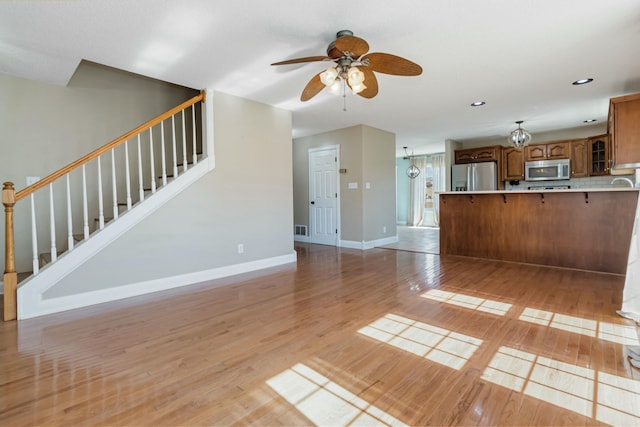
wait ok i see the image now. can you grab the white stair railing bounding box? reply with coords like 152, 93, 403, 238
2, 92, 205, 321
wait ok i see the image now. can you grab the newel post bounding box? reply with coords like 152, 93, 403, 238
3, 182, 17, 321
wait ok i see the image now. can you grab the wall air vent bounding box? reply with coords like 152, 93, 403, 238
294, 224, 308, 236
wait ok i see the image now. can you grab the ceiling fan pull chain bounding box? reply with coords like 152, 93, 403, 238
342, 79, 347, 111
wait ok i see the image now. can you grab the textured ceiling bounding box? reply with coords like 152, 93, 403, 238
2, 0, 640, 155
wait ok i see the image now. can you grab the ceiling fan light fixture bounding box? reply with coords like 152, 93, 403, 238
508, 120, 532, 149
320, 67, 339, 86
350, 82, 367, 95
327, 78, 343, 96
347, 66, 364, 84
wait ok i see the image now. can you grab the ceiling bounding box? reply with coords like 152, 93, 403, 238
2, 0, 640, 156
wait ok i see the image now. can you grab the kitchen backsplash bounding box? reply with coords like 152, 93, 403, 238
505, 174, 636, 190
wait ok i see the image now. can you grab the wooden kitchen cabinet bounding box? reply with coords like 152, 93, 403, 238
569, 139, 588, 178
588, 134, 610, 176
455, 146, 500, 164
501, 147, 525, 181
609, 92, 640, 169
525, 141, 570, 162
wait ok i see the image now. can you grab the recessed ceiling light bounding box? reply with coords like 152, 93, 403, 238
572, 78, 593, 85
470, 101, 486, 107
584, 119, 597, 123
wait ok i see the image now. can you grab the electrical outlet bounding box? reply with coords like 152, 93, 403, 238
383, 226, 387, 233
237, 243, 244, 254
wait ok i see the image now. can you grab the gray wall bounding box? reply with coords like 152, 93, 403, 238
293, 125, 396, 243
362, 126, 396, 240
0, 61, 198, 273
45, 92, 293, 297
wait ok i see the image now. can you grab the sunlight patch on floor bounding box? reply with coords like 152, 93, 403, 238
357, 313, 482, 370
266, 363, 406, 427
421, 289, 513, 316
519, 308, 639, 345
481, 346, 640, 425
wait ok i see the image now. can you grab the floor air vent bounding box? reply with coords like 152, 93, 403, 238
294, 224, 308, 236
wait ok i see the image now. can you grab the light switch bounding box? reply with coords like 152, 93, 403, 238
365, 182, 371, 189
26, 176, 40, 186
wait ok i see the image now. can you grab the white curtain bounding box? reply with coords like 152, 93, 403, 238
407, 156, 428, 226
620, 195, 640, 322
431, 153, 446, 225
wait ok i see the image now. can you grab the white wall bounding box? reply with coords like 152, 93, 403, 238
43, 92, 294, 298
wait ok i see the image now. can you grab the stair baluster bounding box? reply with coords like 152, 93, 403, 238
66, 174, 74, 252
192, 105, 197, 166
160, 122, 167, 186
82, 165, 89, 239
124, 140, 132, 210
111, 150, 118, 221
30, 193, 39, 275
171, 115, 178, 179
149, 127, 156, 194
48, 184, 57, 263
182, 110, 188, 172
97, 156, 105, 230
137, 134, 144, 202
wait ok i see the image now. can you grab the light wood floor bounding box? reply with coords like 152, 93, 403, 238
1, 244, 639, 426
377, 226, 440, 254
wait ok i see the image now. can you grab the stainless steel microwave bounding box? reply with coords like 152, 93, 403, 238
525, 159, 570, 181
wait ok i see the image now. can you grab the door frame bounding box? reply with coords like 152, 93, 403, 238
308, 145, 341, 246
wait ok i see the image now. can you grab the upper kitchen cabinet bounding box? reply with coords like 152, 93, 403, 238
525, 141, 570, 162
569, 139, 589, 178
588, 134, 610, 176
455, 146, 500, 164
502, 147, 525, 181
609, 92, 640, 169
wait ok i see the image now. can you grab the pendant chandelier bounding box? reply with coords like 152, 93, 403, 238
508, 120, 532, 149
404, 146, 420, 179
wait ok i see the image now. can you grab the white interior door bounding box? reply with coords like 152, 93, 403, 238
309, 146, 339, 246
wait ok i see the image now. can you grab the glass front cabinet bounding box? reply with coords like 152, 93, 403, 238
588, 134, 610, 176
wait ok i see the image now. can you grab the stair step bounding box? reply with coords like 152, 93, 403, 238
39, 252, 51, 266
17, 271, 32, 282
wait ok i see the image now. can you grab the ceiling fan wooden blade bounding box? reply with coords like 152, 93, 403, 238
334, 35, 370, 58
357, 68, 378, 99
301, 73, 326, 101
271, 56, 330, 66
364, 52, 423, 76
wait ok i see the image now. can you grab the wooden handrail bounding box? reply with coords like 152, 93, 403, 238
15, 91, 206, 202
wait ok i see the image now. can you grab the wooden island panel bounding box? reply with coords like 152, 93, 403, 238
439, 190, 638, 274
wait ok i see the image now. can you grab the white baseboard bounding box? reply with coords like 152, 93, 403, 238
340, 235, 399, 250
18, 251, 297, 319
294, 235, 310, 243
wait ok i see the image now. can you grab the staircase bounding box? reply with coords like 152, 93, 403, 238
2, 92, 208, 321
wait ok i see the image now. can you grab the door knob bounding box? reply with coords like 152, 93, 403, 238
310, 201, 315, 204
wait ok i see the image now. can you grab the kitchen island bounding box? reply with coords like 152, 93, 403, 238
438, 188, 639, 274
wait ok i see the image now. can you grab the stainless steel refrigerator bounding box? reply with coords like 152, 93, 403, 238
451, 162, 498, 191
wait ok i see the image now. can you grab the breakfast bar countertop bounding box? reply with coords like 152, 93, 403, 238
438, 187, 640, 196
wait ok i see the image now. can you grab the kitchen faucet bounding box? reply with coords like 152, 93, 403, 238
611, 177, 635, 187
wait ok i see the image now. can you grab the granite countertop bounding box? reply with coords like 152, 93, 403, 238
438, 188, 640, 195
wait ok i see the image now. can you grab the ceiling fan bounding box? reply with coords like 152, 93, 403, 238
271, 30, 423, 102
